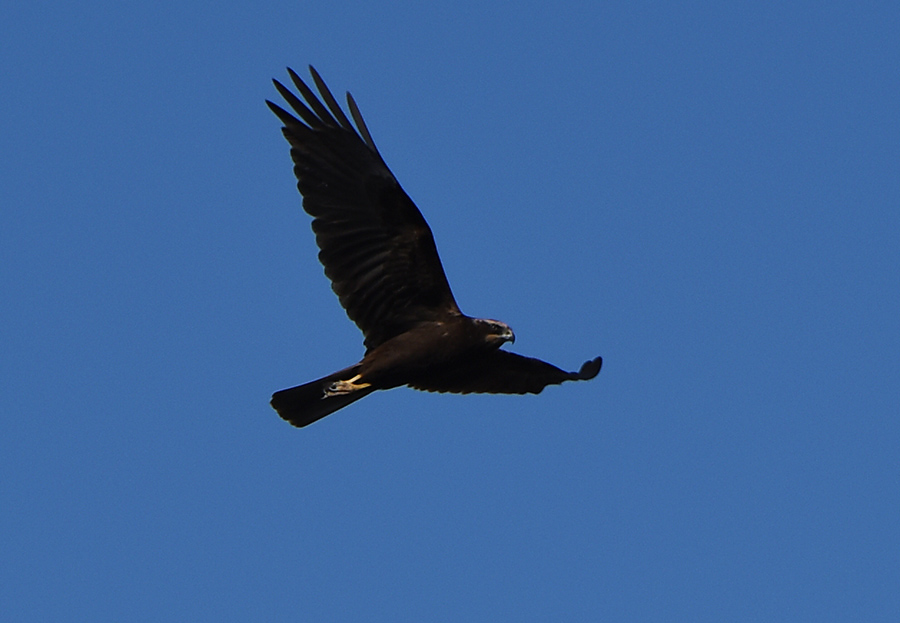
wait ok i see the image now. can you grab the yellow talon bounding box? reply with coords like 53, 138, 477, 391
325, 374, 372, 396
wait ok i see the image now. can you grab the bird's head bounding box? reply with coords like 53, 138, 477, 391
476, 318, 515, 346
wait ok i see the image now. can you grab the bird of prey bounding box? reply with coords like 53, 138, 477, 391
266, 67, 602, 428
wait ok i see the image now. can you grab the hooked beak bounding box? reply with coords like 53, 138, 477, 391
494, 327, 515, 345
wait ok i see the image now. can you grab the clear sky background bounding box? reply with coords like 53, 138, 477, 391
2, 1, 898, 621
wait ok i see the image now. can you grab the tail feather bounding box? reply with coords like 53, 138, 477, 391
270, 365, 375, 428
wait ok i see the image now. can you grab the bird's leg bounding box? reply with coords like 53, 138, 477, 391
325, 374, 372, 396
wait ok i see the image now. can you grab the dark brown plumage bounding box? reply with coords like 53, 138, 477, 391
267, 66, 602, 428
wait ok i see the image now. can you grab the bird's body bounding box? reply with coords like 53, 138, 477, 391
267, 67, 602, 428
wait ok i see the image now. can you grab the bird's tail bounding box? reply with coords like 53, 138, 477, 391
270, 365, 375, 428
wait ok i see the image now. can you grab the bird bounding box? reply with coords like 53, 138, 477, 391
266, 66, 602, 428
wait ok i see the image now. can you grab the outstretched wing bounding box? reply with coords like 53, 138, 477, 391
267, 67, 461, 350
409, 351, 603, 395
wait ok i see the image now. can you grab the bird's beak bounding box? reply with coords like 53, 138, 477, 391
487, 329, 514, 345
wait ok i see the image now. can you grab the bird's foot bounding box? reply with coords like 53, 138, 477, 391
325, 374, 371, 396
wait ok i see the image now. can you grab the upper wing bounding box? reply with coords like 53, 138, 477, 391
409, 350, 603, 395
267, 67, 461, 350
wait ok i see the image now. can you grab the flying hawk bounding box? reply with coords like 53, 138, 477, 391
267, 67, 602, 427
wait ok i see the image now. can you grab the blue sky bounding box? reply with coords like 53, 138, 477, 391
2, 1, 899, 620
